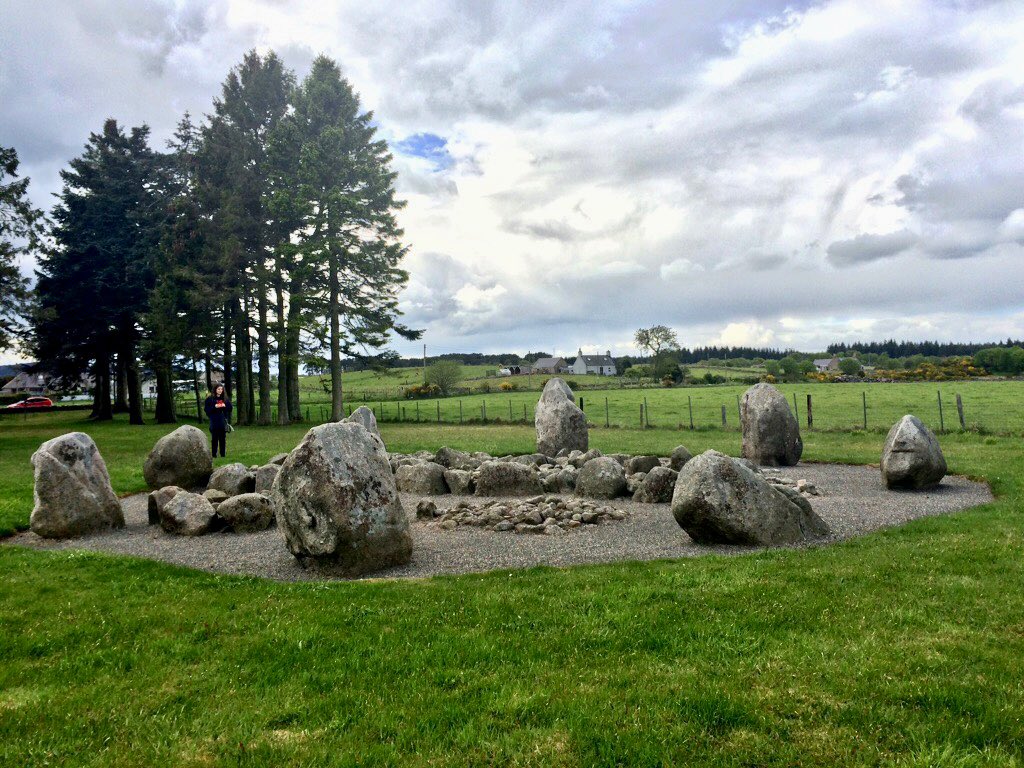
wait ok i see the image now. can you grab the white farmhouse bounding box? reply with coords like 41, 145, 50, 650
570, 349, 617, 376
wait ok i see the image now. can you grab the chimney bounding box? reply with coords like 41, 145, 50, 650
606, 350, 611, 357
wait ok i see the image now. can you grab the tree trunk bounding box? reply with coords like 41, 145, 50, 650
154, 353, 177, 424
286, 275, 302, 422
91, 350, 113, 421
204, 350, 213, 394
276, 272, 289, 425
329, 251, 343, 421
234, 295, 252, 426
192, 357, 203, 423
257, 289, 271, 425
222, 302, 233, 401
125, 340, 145, 426
113, 353, 128, 413
243, 290, 256, 425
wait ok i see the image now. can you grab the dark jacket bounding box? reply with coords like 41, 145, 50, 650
204, 395, 232, 431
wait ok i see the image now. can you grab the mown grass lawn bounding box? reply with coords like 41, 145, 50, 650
2, 412, 1023, 766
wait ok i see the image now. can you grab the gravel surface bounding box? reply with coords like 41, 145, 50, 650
6, 463, 992, 582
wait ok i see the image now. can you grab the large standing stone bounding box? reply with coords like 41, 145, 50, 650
143, 425, 213, 490
741, 383, 802, 467
344, 405, 380, 437
671, 450, 828, 545
881, 415, 947, 489
576, 457, 627, 499
535, 378, 588, 456
148, 485, 183, 525
159, 491, 219, 536
474, 461, 543, 496
272, 422, 412, 576
208, 463, 256, 497
30, 432, 125, 539
218, 492, 276, 532
395, 462, 449, 495
633, 466, 678, 504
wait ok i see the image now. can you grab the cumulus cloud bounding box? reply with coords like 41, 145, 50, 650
3, 0, 1024, 360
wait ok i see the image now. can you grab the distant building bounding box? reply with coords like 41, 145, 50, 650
532, 357, 569, 374
502, 364, 533, 376
813, 357, 841, 372
571, 349, 617, 376
1, 370, 47, 395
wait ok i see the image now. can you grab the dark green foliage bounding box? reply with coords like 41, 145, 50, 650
0, 146, 45, 351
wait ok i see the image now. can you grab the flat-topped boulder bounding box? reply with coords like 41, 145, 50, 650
218, 493, 275, 532
576, 456, 627, 499
671, 450, 828, 545
474, 461, 542, 497
30, 432, 125, 539
272, 422, 412, 576
741, 383, 802, 467
881, 415, 947, 489
535, 378, 588, 456
159, 491, 219, 536
395, 462, 449, 495
208, 463, 256, 497
143, 425, 213, 490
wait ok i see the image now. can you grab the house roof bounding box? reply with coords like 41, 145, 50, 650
813, 357, 839, 366
533, 357, 566, 368
578, 354, 615, 366
1, 371, 47, 392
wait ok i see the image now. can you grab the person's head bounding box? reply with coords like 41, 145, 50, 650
213, 384, 225, 398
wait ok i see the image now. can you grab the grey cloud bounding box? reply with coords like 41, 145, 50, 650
826, 230, 918, 267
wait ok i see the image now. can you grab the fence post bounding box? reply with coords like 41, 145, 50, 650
644, 397, 649, 427
937, 390, 944, 433
523, 403, 527, 423
862, 392, 867, 430
579, 396, 584, 411
792, 393, 799, 425
459, 400, 463, 424
437, 401, 441, 423
509, 399, 513, 422
639, 403, 644, 428
688, 395, 694, 430
956, 393, 965, 430
721, 404, 727, 428
736, 395, 741, 424
402, 406, 406, 421
416, 401, 420, 422
806, 394, 813, 429
605, 397, 609, 428
482, 401, 487, 423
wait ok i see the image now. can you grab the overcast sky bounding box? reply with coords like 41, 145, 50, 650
3, 0, 1023, 363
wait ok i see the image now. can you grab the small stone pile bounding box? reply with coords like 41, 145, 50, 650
416, 494, 627, 534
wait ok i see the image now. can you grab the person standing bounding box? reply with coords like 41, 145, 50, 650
204, 383, 232, 458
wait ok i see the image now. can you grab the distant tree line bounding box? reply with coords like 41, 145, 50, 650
828, 339, 1024, 358
9, 50, 418, 425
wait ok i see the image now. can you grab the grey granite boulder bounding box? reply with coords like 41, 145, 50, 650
474, 461, 542, 496
443, 469, 475, 495
272, 422, 412, 576
217, 492, 275, 532
633, 466, 678, 504
395, 462, 449, 495
434, 446, 480, 471
671, 450, 828, 545
535, 378, 588, 456
626, 455, 661, 475
740, 383, 802, 466
881, 415, 947, 489
343, 405, 380, 437
255, 464, 280, 494
143, 425, 213, 490
148, 485, 183, 525
159, 491, 219, 536
208, 462, 256, 497
669, 445, 693, 471
30, 432, 125, 538
576, 456, 627, 499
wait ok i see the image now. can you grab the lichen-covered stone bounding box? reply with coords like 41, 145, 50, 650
143, 425, 212, 490
740, 383, 802, 466
881, 415, 947, 489
535, 378, 588, 456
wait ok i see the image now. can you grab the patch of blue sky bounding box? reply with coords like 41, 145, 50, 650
394, 132, 454, 171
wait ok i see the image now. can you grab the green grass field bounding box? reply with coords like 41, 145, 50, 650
2, 412, 1023, 765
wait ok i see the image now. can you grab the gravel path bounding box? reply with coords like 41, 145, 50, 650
6, 463, 992, 582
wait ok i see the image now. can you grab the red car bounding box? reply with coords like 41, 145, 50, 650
5, 396, 53, 409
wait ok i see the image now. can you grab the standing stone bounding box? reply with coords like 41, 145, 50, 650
217, 493, 276, 532
208, 463, 256, 497
159, 491, 219, 536
741, 383, 802, 466
395, 462, 449, 495
576, 457, 627, 499
671, 450, 828, 545
272, 422, 412, 576
30, 432, 125, 539
143, 425, 213, 490
881, 415, 947, 489
669, 445, 693, 471
147, 485, 183, 525
344, 405, 380, 437
535, 378, 588, 456
633, 466, 679, 504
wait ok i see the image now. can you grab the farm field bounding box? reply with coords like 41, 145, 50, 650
173, 378, 1024, 436
2, 411, 1023, 765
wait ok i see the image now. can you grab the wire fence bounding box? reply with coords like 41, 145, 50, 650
161, 381, 1024, 436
